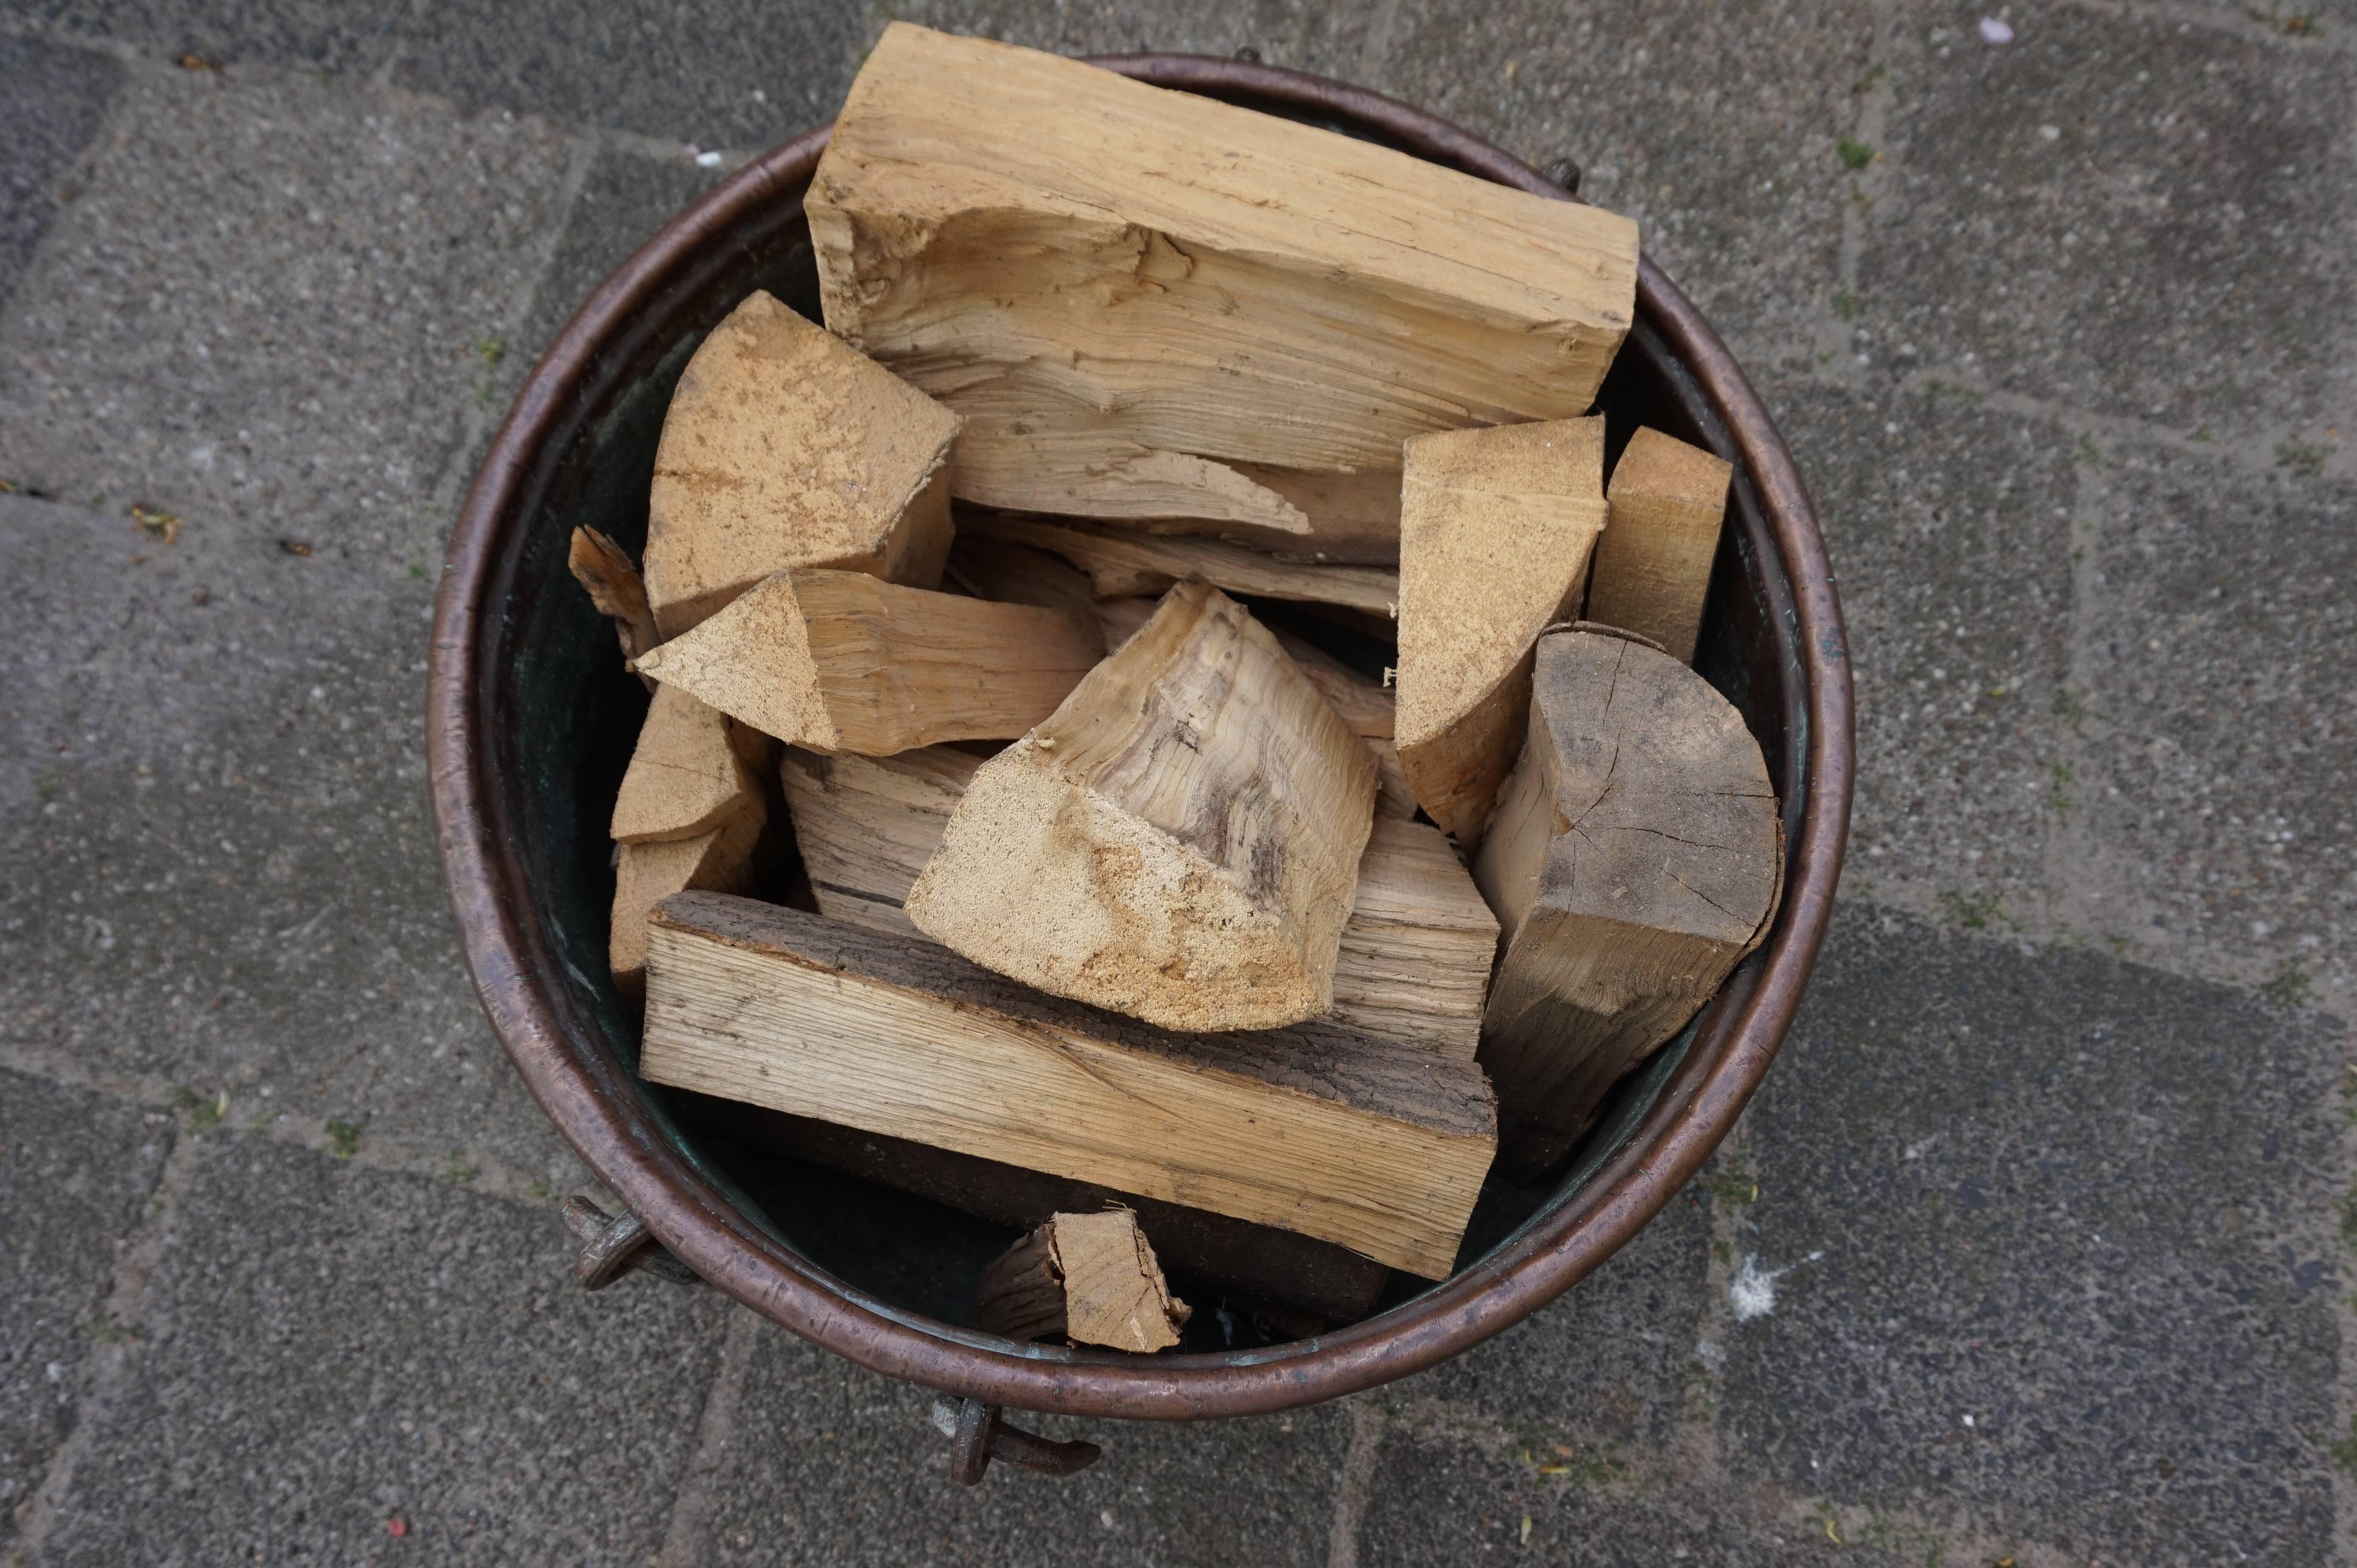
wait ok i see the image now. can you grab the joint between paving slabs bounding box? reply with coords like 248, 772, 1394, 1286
5, 1126, 200, 1566
1323, 1396, 1387, 1568
2059, 0, 2357, 55
0, 1037, 601, 1220
654, 1307, 766, 1568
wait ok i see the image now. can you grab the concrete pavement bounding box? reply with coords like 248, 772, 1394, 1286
2, 2, 2352, 1563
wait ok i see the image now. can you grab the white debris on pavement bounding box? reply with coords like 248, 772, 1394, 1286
1978, 17, 2014, 44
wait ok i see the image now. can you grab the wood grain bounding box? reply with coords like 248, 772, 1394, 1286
641, 894, 1496, 1276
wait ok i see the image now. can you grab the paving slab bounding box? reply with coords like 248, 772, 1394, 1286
1766, 375, 2078, 928
37, 1135, 729, 1566
2068, 438, 2357, 1004
394, 0, 864, 149
1718, 901, 2344, 1567
0, 37, 122, 321
898, 0, 1370, 75
510, 145, 723, 372
0, 1068, 168, 1552
0, 489, 576, 1174
1382, 1187, 1711, 1455
1367, 0, 1875, 365
1358, 1426, 1921, 1568
0, 63, 574, 537
1860, 6, 2356, 441
47, 0, 405, 75
679, 1323, 1346, 1566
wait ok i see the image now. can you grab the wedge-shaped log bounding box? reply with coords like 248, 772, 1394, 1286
903, 583, 1375, 1032
610, 684, 760, 844
1586, 428, 1733, 663
632, 568, 1102, 754
643, 289, 961, 637
808, 24, 1639, 540
642, 894, 1495, 1276
1471, 628, 1781, 1178
783, 749, 1492, 1056
1396, 417, 1607, 843
608, 802, 765, 998
962, 514, 1398, 618
976, 1209, 1191, 1353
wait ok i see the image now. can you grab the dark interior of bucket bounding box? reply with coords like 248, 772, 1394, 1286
484, 107, 1805, 1355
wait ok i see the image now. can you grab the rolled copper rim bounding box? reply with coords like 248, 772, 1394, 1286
427, 54, 1854, 1420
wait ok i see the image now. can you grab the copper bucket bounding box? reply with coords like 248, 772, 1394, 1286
426, 54, 1854, 1476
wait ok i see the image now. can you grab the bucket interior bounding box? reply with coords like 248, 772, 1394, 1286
480, 116, 1806, 1355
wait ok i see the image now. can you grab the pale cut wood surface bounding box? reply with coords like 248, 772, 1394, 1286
608, 801, 764, 997
643, 289, 961, 637
1470, 628, 1780, 1177
783, 747, 1491, 1056
609, 682, 760, 844
568, 526, 659, 685
807, 24, 1637, 537
1586, 427, 1734, 664
975, 1209, 1190, 1352
962, 514, 1399, 618
1395, 417, 1607, 844
632, 568, 1104, 754
641, 893, 1495, 1276
903, 582, 1376, 1032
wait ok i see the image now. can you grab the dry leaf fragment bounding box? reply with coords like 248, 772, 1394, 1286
130, 505, 181, 545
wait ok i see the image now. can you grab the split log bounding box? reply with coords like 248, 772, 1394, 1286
631, 568, 1103, 755
1586, 428, 1734, 663
608, 802, 765, 998
782, 748, 1491, 1055
1395, 417, 1607, 843
670, 1094, 1393, 1323
808, 24, 1639, 541
903, 582, 1376, 1032
568, 527, 659, 684
962, 514, 1398, 618
1470, 628, 1781, 1178
975, 1209, 1190, 1352
640, 894, 1496, 1276
643, 289, 961, 637
610, 683, 762, 844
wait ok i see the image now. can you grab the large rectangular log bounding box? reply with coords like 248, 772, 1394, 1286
807, 24, 1639, 543
641, 894, 1496, 1277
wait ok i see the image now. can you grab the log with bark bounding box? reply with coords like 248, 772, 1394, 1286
1395, 416, 1607, 845
975, 1208, 1191, 1352
631, 568, 1103, 755
642, 289, 962, 637
807, 24, 1639, 544
640, 894, 1496, 1276
904, 582, 1375, 1032
780, 747, 1494, 1056
1585, 427, 1734, 664
1470, 626, 1781, 1178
